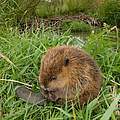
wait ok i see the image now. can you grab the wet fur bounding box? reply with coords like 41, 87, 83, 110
39, 45, 102, 105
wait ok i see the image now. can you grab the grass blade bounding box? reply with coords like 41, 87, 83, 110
100, 94, 120, 120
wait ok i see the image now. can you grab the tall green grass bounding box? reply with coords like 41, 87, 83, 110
0, 26, 120, 119
1, 0, 120, 28
96, 0, 120, 27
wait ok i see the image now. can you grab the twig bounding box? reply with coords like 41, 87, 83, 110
0, 79, 32, 87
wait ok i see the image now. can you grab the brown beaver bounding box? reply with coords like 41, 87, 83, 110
39, 45, 102, 105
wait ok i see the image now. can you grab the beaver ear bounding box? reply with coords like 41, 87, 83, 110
64, 57, 69, 66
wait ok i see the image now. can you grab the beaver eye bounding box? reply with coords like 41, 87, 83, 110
64, 57, 69, 66
50, 75, 57, 81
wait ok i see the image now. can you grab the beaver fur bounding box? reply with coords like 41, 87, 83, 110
39, 45, 102, 105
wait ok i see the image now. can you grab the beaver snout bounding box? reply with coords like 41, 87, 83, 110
44, 90, 59, 102
48, 91, 59, 101
41, 86, 59, 101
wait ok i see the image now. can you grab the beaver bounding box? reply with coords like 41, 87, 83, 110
16, 45, 102, 105
39, 45, 102, 105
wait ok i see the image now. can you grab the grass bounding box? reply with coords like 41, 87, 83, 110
62, 20, 92, 32
0, 26, 120, 120
96, 0, 120, 27
1, 0, 120, 28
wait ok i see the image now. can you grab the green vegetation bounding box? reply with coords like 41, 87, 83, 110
1, 0, 120, 27
97, 0, 120, 27
62, 21, 91, 32
36, 0, 97, 17
0, 0, 120, 119
0, 26, 120, 119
